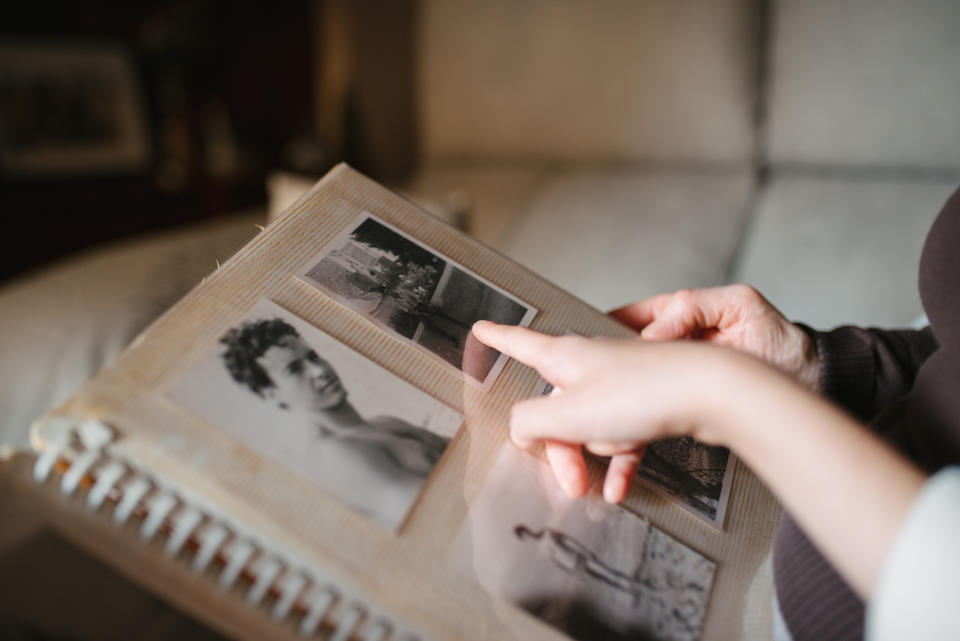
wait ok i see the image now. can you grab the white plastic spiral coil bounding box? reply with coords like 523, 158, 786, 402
31, 418, 424, 641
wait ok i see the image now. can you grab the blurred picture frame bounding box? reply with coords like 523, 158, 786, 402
0, 42, 150, 176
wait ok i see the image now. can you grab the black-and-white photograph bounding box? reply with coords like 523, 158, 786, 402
451, 446, 715, 641
636, 438, 734, 529
298, 214, 537, 389
168, 298, 463, 531
533, 363, 735, 529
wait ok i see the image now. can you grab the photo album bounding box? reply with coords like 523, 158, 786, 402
23, 165, 779, 641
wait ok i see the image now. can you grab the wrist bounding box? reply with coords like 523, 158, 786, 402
694, 344, 823, 455
690, 347, 771, 448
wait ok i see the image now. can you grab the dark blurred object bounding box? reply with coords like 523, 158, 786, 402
315, 0, 419, 182
0, 1, 317, 284
0, 531, 229, 641
0, 43, 150, 176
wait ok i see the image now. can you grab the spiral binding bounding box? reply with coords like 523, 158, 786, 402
32, 419, 423, 641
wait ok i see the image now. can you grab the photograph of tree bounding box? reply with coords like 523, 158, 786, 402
298, 214, 537, 388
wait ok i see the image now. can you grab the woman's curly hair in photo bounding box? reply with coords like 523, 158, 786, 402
219, 317, 299, 396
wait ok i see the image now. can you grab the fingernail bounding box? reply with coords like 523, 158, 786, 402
510, 433, 534, 449
603, 476, 625, 503
473, 320, 493, 333
560, 476, 586, 499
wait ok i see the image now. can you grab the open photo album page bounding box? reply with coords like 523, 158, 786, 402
451, 446, 716, 641
297, 213, 537, 389
167, 298, 463, 531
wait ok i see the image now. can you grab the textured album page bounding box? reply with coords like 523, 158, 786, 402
33, 164, 781, 641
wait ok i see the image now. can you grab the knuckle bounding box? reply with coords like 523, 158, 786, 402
649, 293, 672, 309
511, 398, 544, 431
510, 402, 529, 427
671, 288, 697, 308
730, 282, 760, 301
560, 334, 590, 349
587, 441, 626, 457
552, 334, 588, 360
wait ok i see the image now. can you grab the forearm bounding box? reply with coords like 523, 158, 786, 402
716, 356, 926, 599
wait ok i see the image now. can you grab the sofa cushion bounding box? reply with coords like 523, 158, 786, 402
405, 163, 550, 247
767, 0, 960, 169
732, 176, 954, 329
418, 0, 756, 164
495, 169, 754, 311
0, 213, 263, 454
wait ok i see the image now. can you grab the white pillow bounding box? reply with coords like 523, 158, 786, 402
0, 212, 264, 454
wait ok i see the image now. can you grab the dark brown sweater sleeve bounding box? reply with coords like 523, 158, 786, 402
804, 325, 939, 422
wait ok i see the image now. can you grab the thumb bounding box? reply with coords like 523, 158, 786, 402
640, 319, 686, 340
640, 289, 726, 340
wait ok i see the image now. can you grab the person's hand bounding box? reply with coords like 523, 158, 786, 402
472, 321, 754, 503
474, 321, 929, 603
610, 284, 821, 392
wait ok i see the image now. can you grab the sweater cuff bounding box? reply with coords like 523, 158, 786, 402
798, 324, 876, 419
866, 467, 960, 641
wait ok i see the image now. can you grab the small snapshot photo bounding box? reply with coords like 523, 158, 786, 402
636, 438, 735, 529
451, 446, 716, 641
297, 213, 537, 389
167, 298, 463, 531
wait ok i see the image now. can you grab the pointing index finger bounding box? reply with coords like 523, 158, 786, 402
472, 321, 559, 371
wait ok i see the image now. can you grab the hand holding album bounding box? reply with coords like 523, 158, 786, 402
611, 284, 820, 392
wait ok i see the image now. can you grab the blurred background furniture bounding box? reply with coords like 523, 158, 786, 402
2, 1, 959, 639
401, 0, 960, 327
0, 2, 316, 281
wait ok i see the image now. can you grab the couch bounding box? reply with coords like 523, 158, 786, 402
401, 0, 960, 329
2, 1, 959, 639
